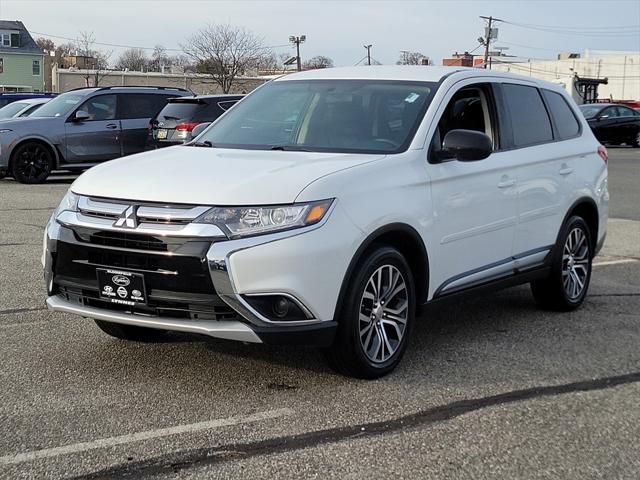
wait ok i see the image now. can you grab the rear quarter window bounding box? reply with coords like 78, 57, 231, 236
541, 89, 581, 140
502, 83, 553, 147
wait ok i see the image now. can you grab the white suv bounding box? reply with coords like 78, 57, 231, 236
43, 66, 608, 378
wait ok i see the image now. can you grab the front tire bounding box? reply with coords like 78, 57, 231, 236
11, 141, 53, 184
325, 246, 415, 379
531, 216, 593, 311
631, 130, 640, 148
94, 320, 166, 341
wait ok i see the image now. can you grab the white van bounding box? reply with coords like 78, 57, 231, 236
43, 66, 609, 378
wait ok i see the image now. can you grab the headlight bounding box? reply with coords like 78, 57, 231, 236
194, 199, 333, 238
54, 190, 79, 218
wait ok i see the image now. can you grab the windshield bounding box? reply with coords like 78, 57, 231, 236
31, 92, 87, 118
197, 80, 436, 154
579, 104, 604, 119
0, 101, 30, 118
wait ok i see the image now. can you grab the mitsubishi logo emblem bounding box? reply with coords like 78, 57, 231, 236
114, 206, 138, 229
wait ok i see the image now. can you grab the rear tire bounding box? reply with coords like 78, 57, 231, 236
325, 245, 415, 379
11, 141, 53, 184
94, 320, 166, 341
531, 216, 592, 311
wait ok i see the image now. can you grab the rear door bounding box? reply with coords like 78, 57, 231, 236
118, 93, 173, 155
64, 94, 120, 163
505, 85, 582, 259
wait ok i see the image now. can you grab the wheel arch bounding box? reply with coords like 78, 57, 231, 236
560, 197, 599, 254
334, 223, 430, 320
9, 137, 62, 171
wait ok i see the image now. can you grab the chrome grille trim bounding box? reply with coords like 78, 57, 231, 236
57, 211, 226, 238
68, 196, 225, 238
77, 196, 209, 224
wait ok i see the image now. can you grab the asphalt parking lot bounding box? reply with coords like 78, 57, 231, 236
1, 148, 639, 479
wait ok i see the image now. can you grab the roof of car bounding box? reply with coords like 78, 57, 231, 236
168, 94, 244, 101
275, 65, 564, 90
15, 97, 51, 105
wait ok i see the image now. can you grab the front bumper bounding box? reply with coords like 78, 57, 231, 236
42, 200, 354, 346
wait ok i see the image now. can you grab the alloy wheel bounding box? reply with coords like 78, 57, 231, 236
14, 144, 50, 181
358, 264, 408, 363
562, 226, 590, 300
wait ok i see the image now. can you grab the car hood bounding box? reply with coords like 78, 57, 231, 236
71, 146, 385, 205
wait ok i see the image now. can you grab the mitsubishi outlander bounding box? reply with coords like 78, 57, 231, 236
43, 66, 609, 378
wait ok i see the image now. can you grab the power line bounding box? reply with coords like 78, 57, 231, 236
31, 30, 291, 53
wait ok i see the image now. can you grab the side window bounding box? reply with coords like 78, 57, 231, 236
502, 84, 553, 147
118, 93, 169, 119
78, 94, 117, 121
600, 107, 618, 119
218, 100, 238, 111
617, 106, 635, 117
432, 84, 496, 153
541, 90, 580, 140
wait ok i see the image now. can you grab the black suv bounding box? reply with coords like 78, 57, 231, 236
0, 86, 191, 183
148, 94, 243, 147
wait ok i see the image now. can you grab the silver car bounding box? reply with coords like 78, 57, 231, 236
0, 97, 50, 119
0, 86, 191, 183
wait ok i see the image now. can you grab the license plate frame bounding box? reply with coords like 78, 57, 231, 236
97, 268, 147, 306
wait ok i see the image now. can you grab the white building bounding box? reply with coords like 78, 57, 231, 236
491, 50, 640, 102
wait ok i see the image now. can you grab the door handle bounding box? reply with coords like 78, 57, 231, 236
105, 123, 118, 129
497, 177, 516, 188
559, 164, 574, 176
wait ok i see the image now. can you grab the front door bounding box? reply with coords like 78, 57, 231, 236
428, 82, 518, 296
65, 94, 121, 163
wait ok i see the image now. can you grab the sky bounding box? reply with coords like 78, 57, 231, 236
2, 0, 639, 66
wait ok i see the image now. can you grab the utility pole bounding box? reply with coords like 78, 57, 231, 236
479, 16, 501, 69
364, 44, 372, 65
289, 35, 306, 72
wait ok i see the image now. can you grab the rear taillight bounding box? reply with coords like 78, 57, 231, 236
175, 122, 200, 132
597, 145, 608, 165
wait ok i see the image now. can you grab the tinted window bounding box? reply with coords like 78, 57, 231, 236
156, 101, 201, 122
119, 93, 170, 119
198, 80, 435, 154
78, 94, 117, 121
617, 106, 637, 117
503, 84, 553, 147
218, 100, 239, 111
601, 107, 619, 119
542, 90, 580, 140
579, 104, 604, 119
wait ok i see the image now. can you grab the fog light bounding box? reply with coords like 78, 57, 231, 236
272, 297, 290, 318
243, 294, 312, 321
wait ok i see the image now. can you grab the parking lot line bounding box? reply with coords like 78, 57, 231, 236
593, 258, 639, 267
0, 407, 294, 466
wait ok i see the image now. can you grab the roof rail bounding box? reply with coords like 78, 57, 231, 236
67, 85, 194, 94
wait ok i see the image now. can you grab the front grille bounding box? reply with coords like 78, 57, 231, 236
88, 231, 167, 251
53, 240, 236, 321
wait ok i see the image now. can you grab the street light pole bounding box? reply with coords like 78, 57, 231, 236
364, 44, 372, 65
289, 35, 306, 72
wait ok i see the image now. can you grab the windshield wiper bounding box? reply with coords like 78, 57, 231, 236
189, 140, 214, 148
269, 145, 311, 152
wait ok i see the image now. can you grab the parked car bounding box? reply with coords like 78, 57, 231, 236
0, 97, 50, 119
0, 86, 191, 183
44, 67, 608, 378
579, 103, 640, 147
148, 94, 243, 147
0, 92, 57, 109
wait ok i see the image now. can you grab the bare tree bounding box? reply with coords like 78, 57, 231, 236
75, 31, 112, 86
396, 51, 431, 65
36, 37, 55, 53
150, 45, 168, 72
116, 48, 148, 71
182, 24, 268, 93
303, 55, 334, 70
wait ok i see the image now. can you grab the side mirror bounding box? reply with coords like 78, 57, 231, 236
191, 122, 211, 139
73, 110, 91, 122
441, 129, 493, 162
